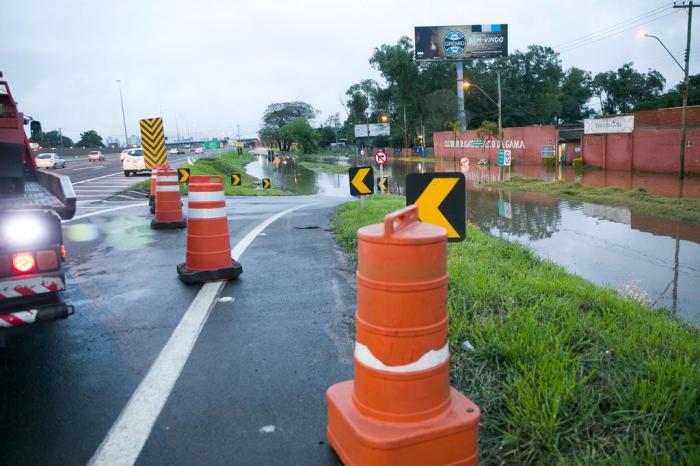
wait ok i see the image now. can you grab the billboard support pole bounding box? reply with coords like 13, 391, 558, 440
497, 68, 502, 146
456, 60, 466, 131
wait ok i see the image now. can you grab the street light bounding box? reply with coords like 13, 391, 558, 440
116, 80, 129, 148
379, 113, 409, 149
463, 72, 503, 143
642, 30, 692, 179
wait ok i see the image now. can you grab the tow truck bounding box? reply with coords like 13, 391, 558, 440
0, 72, 76, 329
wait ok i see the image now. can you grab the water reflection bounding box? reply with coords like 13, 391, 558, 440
245, 155, 700, 323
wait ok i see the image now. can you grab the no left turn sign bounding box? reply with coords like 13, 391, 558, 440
374, 151, 387, 165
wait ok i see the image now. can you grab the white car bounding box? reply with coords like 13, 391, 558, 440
194, 147, 204, 154
169, 148, 179, 154
35, 153, 66, 169
119, 149, 129, 162
122, 148, 147, 176
88, 150, 104, 161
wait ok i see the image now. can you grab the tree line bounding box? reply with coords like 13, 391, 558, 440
31, 129, 105, 148
259, 36, 699, 150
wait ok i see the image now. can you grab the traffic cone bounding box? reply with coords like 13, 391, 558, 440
150, 167, 186, 230
177, 175, 242, 283
326, 205, 480, 466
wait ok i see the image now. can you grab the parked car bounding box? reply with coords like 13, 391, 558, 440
194, 147, 204, 154
119, 149, 129, 162
35, 153, 66, 169
122, 148, 147, 176
88, 150, 105, 161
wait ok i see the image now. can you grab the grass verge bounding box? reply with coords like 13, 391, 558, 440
487, 175, 700, 225
132, 151, 294, 196
334, 195, 700, 465
298, 160, 349, 174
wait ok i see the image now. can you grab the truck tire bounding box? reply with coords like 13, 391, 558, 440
124, 170, 130, 177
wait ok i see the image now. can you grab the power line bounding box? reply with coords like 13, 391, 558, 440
555, 2, 673, 49
559, 10, 681, 54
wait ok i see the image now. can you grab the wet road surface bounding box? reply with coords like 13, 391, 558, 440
1, 195, 352, 465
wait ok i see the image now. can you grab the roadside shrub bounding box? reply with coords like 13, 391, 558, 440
573, 157, 584, 168
544, 157, 556, 167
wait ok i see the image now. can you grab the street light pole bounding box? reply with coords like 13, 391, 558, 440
116, 80, 129, 148
673, 0, 695, 180
456, 61, 467, 131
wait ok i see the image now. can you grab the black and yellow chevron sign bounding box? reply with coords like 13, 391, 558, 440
140, 117, 166, 169
231, 174, 241, 186
178, 168, 190, 183
376, 176, 389, 193
261, 178, 271, 189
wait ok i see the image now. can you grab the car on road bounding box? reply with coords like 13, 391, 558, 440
169, 148, 179, 154
35, 152, 66, 169
88, 150, 105, 161
119, 149, 129, 162
195, 147, 204, 154
122, 148, 148, 176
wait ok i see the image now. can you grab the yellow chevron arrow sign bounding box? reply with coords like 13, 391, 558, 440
231, 174, 241, 186
376, 176, 389, 193
178, 168, 190, 183
139, 117, 166, 169
406, 172, 466, 242
262, 178, 270, 189
348, 166, 374, 196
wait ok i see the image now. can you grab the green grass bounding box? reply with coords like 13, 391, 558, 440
133, 151, 294, 196
395, 155, 437, 162
334, 195, 700, 465
488, 176, 700, 225
298, 160, 349, 174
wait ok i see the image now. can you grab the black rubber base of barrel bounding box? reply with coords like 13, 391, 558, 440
151, 219, 186, 230
149, 195, 155, 214
176, 261, 243, 284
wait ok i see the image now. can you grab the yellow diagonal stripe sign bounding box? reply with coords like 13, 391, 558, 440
231, 174, 241, 186
349, 166, 374, 196
139, 117, 166, 169
178, 168, 190, 183
406, 172, 466, 242
262, 178, 270, 189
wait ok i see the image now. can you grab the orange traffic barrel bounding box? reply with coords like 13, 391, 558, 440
151, 167, 186, 230
149, 164, 168, 214
177, 175, 242, 283
326, 205, 480, 466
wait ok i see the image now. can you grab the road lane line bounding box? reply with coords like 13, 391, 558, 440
89, 203, 314, 466
63, 203, 148, 222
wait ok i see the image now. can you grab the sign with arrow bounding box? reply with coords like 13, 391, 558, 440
376, 176, 389, 193
374, 150, 387, 165
261, 178, 271, 190
230, 173, 241, 186
348, 166, 374, 196
178, 167, 190, 183
406, 172, 466, 242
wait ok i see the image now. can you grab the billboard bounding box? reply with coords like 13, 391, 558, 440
354, 123, 390, 138
415, 25, 508, 61
584, 116, 634, 134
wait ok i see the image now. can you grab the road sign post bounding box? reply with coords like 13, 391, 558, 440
178, 167, 190, 183
406, 172, 466, 242
374, 150, 387, 195
349, 166, 374, 207
230, 173, 241, 187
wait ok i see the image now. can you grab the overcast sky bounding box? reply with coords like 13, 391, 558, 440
3, 0, 698, 143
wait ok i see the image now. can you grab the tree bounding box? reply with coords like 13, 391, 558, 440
317, 125, 337, 148
592, 63, 665, 114
476, 120, 500, 140
281, 117, 318, 153
41, 130, 73, 147
559, 67, 594, 122
76, 130, 104, 147
260, 101, 319, 150
634, 73, 700, 110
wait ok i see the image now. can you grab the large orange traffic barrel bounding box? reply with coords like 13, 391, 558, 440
150, 167, 186, 230
149, 164, 168, 214
326, 205, 480, 466
177, 175, 242, 283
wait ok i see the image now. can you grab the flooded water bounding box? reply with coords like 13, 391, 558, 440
246, 155, 700, 323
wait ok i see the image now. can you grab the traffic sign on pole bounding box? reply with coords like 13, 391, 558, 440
406, 172, 466, 242
140, 117, 166, 169
205, 140, 222, 150
374, 150, 387, 165
498, 149, 512, 167
348, 167, 374, 196
376, 176, 389, 193
230, 174, 241, 186
261, 178, 271, 190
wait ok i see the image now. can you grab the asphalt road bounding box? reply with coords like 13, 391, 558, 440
0, 194, 354, 465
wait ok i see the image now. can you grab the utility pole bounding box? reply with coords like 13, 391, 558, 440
116, 80, 129, 148
496, 69, 502, 146
673, 0, 695, 180
175, 117, 181, 143
403, 104, 408, 150
58, 127, 64, 148
456, 61, 466, 130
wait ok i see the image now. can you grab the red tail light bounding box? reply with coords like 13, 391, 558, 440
12, 253, 35, 274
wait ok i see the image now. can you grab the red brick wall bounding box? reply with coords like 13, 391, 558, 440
433, 125, 558, 164
581, 127, 700, 174
633, 106, 700, 128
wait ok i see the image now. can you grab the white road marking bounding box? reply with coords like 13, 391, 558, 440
89, 203, 314, 466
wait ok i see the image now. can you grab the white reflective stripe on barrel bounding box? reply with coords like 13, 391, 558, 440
354, 342, 449, 373
187, 206, 227, 219
157, 176, 178, 182
156, 185, 180, 192
188, 191, 225, 202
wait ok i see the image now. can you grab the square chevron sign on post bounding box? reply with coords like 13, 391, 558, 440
406, 172, 466, 242
140, 117, 166, 169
